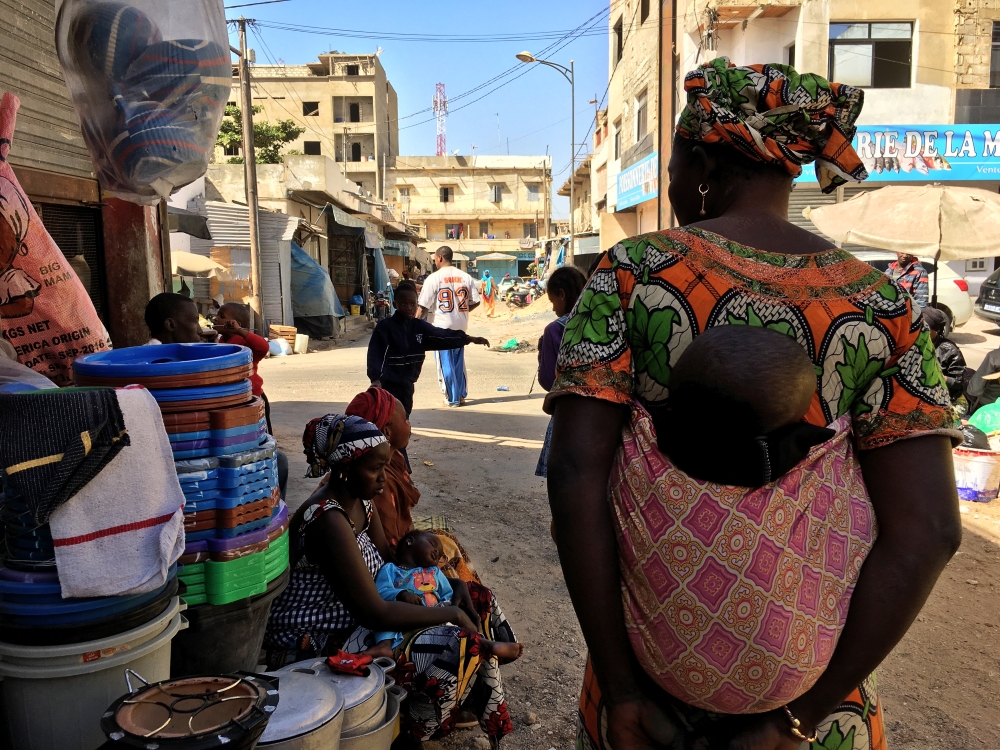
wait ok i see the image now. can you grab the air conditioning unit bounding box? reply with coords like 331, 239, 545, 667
490, 184, 502, 203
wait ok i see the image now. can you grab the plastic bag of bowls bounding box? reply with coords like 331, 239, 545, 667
55, 0, 229, 204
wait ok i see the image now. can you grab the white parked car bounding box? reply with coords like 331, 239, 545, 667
850, 250, 973, 330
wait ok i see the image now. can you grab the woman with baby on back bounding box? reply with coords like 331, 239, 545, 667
546, 58, 963, 749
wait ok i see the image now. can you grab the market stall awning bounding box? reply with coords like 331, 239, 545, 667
324, 203, 383, 249
172, 250, 231, 281
807, 184, 1000, 260
474, 252, 518, 261
167, 206, 212, 240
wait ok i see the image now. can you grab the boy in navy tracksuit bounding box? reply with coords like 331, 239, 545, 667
368, 281, 490, 415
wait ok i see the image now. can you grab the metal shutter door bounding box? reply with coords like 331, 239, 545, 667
36, 203, 106, 320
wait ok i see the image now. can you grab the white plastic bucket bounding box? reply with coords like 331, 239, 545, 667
953, 447, 1000, 503
0, 597, 186, 750
293, 334, 309, 354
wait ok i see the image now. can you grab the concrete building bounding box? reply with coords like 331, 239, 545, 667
390, 155, 552, 276
594, 0, 663, 256
559, 157, 601, 262
188, 155, 418, 316
222, 53, 399, 200
671, 0, 1000, 296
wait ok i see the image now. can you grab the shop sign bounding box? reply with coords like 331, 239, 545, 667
798, 125, 1000, 183
616, 151, 659, 210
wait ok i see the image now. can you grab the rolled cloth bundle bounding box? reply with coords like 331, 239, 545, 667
302, 414, 387, 478
68, 1, 162, 83
676, 57, 868, 193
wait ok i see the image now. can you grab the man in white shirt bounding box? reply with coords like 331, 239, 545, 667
417, 246, 481, 406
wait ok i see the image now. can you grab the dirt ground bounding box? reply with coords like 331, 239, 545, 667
262, 301, 1000, 750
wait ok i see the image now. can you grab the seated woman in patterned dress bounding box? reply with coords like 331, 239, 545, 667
264, 415, 516, 747
546, 58, 963, 750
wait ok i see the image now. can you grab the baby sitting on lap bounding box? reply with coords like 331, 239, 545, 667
373, 530, 521, 660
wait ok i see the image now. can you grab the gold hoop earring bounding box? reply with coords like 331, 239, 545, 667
698, 184, 710, 216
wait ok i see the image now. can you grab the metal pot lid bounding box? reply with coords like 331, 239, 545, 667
276, 657, 389, 712
259, 667, 344, 743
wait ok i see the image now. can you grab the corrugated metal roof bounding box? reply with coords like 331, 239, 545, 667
188, 202, 296, 324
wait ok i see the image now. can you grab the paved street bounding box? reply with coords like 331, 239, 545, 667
260, 305, 1000, 750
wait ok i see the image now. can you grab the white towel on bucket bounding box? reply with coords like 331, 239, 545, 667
49, 386, 185, 598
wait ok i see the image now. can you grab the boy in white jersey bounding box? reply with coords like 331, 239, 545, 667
417, 246, 481, 406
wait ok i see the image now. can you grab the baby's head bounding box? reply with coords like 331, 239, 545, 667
658, 326, 817, 485
397, 530, 444, 568
217, 302, 252, 329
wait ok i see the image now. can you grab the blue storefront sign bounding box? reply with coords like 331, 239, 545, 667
616, 151, 659, 210
797, 124, 1000, 183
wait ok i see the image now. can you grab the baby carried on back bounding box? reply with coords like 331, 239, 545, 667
614, 326, 877, 714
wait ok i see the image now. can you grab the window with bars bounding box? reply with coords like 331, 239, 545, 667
613, 17, 623, 68
526, 183, 540, 202
829, 22, 912, 88
440, 186, 453, 203
397, 187, 410, 201
523, 223, 537, 239
223, 144, 240, 156
479, 221, 489, 237
992, 22, 1000, 88
635, 90, 648, 141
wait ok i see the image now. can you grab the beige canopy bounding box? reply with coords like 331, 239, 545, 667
171, 250, 232, 282
805, 184, 1000, 261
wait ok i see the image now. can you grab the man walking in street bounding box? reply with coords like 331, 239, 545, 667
887, 252, 930, 309
417, 246, 481, 407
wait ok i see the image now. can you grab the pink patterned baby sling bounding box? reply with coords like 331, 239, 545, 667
610, 404, 877, 714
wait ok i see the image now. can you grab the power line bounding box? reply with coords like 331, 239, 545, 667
226, 0, 291, 8
397, 8, 609, 133
252, 19, 609, 43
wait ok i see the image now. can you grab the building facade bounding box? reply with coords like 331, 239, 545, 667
672, 0, 1000, 298
223, 53, 400, 201
595, 0, 663, 255
390, 155, 552, 275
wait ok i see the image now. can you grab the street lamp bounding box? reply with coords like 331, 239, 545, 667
517, 51, 575, 266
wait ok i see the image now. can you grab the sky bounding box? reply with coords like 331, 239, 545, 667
226, 0, 612, 218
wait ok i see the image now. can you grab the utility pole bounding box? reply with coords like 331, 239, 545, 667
236, 17, 264, 333
569, 59, 575, 266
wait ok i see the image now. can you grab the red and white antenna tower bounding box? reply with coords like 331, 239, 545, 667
432, 83, 448, 156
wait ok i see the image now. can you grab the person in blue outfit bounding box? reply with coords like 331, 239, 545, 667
368, 281, 490, 416
371, 530, 523, 661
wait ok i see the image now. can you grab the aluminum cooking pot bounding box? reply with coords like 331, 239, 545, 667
271, 656, 395, 738
340, 685, 405, 750
258, 664, 345, 750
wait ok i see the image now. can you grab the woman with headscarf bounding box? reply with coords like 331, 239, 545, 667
546, 59, 962, 749
479, 270, 497, 318
345, 386, 484, 583
264, 414, 514, 746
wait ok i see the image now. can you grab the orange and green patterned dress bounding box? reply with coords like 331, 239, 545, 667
551, 227, 960, 750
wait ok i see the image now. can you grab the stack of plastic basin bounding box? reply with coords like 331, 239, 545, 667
73, 344, 291, 678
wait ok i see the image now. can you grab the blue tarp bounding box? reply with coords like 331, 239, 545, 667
291, 242, 344, 338
291, 242, 344, 319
